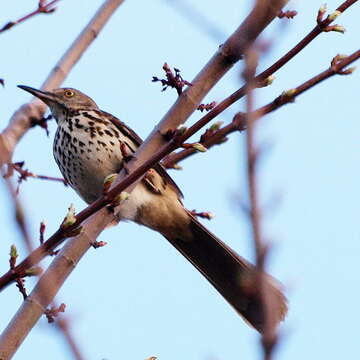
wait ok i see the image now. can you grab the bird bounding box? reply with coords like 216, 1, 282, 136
18, 85, 287, 332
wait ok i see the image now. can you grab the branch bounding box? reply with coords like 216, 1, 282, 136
0, 0, 61, 34
167, 49, 360, 168
0, 1, 289, 357
2, 176, 33, 253
0, 0, 289, 287
0, 0, 127, 358
0, 0, 126, 167
55, 318, 86, 360
164, 0, 227, 41
1, 174, 85, 360
130, 0, 289, 169
162, 0, 358, 167
1, 49, 358, 298
251, 50, 359, 119
10, 162, 67, 188
0, 0, 289, 288
243, 50, 278, 360
0, 213, 109, 360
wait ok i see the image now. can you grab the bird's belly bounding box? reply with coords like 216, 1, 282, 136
52, 122, 182, 225
53, 128, 122, 204
54, 142, 157, 222
75, 155, 118, 204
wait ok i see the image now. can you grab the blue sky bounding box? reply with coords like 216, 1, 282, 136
0, 1, 359, 359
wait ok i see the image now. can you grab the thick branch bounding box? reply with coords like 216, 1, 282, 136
0, 1, 289, 357
0, 0, 126, 167
0, 0, 289, 288
167, 49, 360, 166
163, 0, 358, 167
1, 48, 358, 298
0, 0, 126, 358
1, 175, 84, 360
0, 212, 109, 359
129, 0, 289, 169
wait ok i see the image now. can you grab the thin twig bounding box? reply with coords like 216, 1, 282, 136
243, 49, 277, 360
8, 245, 28, 300
152, 63, 192, 95
0, 0, 127, 167
0, 48, 358, 293
0, 2, 289, 357
2, 173, 33, 253
0, 1, 127, 358
5, 0, 287, 281
167, 49, 359, 168
251, 50, 359, 119
0, 0, 61, 34
1, 172, 85, 360
162, 0, 358, 168
56, 318, 86, 360
10, 162, 67, 188
163, 0, 227, 41
277, 9, 298, 19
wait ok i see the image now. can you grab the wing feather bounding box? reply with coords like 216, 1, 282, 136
98, 109, 183, 199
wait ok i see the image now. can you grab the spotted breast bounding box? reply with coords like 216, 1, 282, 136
53, 109, 138, 204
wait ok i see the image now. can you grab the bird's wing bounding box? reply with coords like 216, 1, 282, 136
98, 109, 183, 198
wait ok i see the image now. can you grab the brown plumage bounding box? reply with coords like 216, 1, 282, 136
18, 85, 287, 332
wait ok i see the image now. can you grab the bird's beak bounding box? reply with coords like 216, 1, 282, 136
17, 85, 58, 106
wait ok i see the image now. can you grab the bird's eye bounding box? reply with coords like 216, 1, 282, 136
64, 90, 75, 98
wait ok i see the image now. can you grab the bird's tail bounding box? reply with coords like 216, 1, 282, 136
163, 212, 287, 332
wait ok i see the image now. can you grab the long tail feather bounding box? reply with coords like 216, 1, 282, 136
163, 213, 287, 332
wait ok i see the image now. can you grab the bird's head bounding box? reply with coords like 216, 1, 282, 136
18, 85, 99, 121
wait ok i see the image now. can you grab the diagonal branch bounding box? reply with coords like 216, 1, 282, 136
167, 49, 360, 167
0, 0, 126, 167
0, 213, 109, 360
162, 0, 358, 167
1, 175, 85, 360
10, 162, 67, 187
243, 49, 278, 360
0, 0, 290, 291
129, 0, 289, 170
1, 48, 358, 296
0, 1, 289, 357
0, 0, 61, 34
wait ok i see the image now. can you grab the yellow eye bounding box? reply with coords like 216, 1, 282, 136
64, 89, 75, 97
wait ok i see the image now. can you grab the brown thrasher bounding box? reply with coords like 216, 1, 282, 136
18, 85, 287, 332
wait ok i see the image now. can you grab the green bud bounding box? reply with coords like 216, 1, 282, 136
340, 66, 356, 75
176, 125, 187, 136
112, 192, 130, 206
336, 54, 348, 61
25, 266, 43, 277
192, 143, 207, 152
10, 244, 18, 259
103, 173, 117, 186
61, 204, 76, 228
281, 89, 297, 98
264, 75, 275, 86
206, 212, 215, 219
209, 121, 223, 131
172, 163, 183, 170
319, 4, 327, 14
328, 10, 341, 21
332, 25, 346, 33
118, 192, 130, 202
